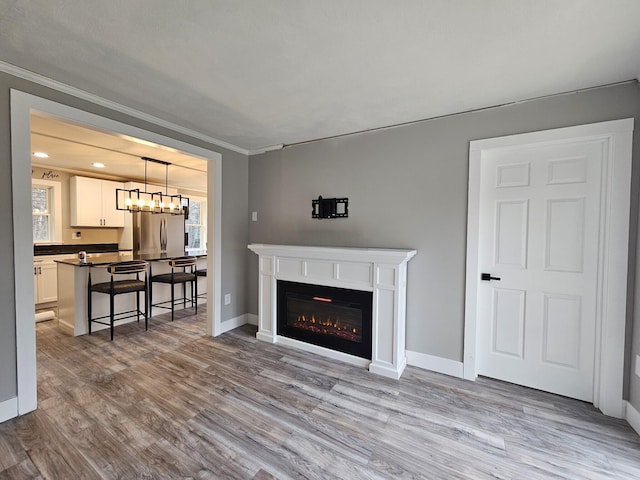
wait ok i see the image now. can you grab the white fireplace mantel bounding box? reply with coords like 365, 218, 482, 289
248, 244, 417, 379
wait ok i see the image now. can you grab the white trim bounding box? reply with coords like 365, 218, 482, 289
468, 119, 633, 152
276, 335, 371, 369
208, 155, 223, 337
57, 318, 74, 335
625, 401, 640, 437
218, 314, 250, 335
406, 350, 464, 378
0, 397, 18, 423
0, 60, 248, 155
11, 90, 223, 415
248, 243, 417, 264
10, 93, 37, 415
369, 357, 407, 380
463, 118, 634, 418
463, 142, 482, 382
248, 144, 284, 155
247, 313, 258, 325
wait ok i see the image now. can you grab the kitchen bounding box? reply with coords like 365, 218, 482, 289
32, 112, 209, 338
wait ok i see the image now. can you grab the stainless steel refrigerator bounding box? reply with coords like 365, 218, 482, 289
132, 212, 185, 256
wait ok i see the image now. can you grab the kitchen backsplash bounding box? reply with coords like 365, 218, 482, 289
34, 243, 120, 256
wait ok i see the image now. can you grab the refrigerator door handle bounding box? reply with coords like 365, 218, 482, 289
160, 217, 168, 253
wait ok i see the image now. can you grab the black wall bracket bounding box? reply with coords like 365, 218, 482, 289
312, 196, 349, 219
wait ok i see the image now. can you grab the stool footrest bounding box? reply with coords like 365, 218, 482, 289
89, 308, 146, 326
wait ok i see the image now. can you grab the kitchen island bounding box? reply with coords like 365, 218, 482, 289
57, 252, 207, 336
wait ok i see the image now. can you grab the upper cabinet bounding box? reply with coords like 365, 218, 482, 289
70, 176, 125, 227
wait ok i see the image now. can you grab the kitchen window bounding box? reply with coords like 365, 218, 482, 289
32, 179, 62, 243
185, 196, 206, 252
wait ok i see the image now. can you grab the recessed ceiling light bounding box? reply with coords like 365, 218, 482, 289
33, 152, 49, 158
121, 135, 159, 148
92, 162, 105, 168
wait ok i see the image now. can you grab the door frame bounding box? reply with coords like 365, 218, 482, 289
463, 119, 634, 418
11, 90, 223, 416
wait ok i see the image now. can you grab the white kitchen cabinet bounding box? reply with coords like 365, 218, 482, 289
34, 261, 58, 304
70, 176, 125, 227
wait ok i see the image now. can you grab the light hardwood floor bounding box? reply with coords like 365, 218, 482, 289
1, 307, 639, 479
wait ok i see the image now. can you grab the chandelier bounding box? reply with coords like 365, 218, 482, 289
116, 156, 189, 215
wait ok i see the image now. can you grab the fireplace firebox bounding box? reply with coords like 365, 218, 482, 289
277, 280, 372, 359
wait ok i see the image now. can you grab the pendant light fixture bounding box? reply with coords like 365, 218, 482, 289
116, 156, 189, 215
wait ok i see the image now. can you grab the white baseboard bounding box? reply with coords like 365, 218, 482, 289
625, 401, 640, 436
369, 356, 407, 380
406, 350, 464, 378
219, 314, 250, 334
247, 313, 258, 325
256, 331, 276, 343
0, 397, 18, 423
57, 318, 75, 335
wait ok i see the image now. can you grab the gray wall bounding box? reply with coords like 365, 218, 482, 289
0, 71, 249, 403
220, 152, 249, 322
248, 82, 640, 409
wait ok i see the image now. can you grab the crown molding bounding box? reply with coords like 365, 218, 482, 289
248, 143, 284, 155
0, 60, 250, 156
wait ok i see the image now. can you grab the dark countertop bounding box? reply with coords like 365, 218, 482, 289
56, 251, 207, 267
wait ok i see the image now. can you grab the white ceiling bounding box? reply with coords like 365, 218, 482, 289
2, 1, 640, 153
31, 113, 208, 192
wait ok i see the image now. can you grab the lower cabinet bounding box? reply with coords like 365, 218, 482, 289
34, 261, 58, 304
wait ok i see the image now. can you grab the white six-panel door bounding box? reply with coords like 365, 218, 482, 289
476, 139, 605, 401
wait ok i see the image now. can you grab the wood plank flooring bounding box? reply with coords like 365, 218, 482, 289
1, 307, 639, 479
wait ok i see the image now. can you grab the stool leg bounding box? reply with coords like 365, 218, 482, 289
88, 289, 92, 335
149, 279, 153, 318
194, 279, 197, 314
136, 291, 141, 323
110, 292, 115, 341
171, 282, 175, 322
182, 282, 186, 309
144, 285, 148, 331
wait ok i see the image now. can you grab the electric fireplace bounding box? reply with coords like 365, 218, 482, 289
248, 244, 416, 379
278, 280, 372, 359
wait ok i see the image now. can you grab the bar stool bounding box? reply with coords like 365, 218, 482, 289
149, 257, 197, 321
87, 260, 149, 341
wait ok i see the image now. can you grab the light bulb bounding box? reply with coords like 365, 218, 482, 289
125, 198, 132, 207
148, 200, 155, 209
169, 203, 175, 210
137, 199, 145, 207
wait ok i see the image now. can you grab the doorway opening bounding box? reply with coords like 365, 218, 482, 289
11, 90, 223, 417
30, 112, 210, 332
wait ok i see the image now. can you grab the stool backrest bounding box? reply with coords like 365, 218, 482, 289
169, 257, 197, 269
107, 260, 149, 275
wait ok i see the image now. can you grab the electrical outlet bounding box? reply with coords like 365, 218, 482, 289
251, 211, 258, 222
636, 355, 640, 377
224, 293, 231, 305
